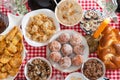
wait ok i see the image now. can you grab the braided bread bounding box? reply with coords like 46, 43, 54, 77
97, 26, 120, 69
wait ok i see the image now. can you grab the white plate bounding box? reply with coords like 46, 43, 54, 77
22, 9, 60, 47
0, 13, 26, 80
65, 72, 85, 80
24, 57, 52, 80
81, 57, 106, 80
46, 30, 89, 73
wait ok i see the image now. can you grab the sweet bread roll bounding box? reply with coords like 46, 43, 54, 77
97, 26, 120, 69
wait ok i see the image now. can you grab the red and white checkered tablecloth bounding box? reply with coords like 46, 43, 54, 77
0, 0, 120, 80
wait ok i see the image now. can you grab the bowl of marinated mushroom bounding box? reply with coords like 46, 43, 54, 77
24, 57, 52, 80
81, 58, 106, 80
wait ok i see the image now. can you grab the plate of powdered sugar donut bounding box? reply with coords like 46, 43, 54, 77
46, 30, 89, 72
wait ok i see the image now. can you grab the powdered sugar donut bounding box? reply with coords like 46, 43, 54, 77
50, 52, 62, 62
70, 34, 82, 46
49, 40, 61, 52
72, 55, 83, 66
59, 56, 71, 69
58, 33, 70, 44
61, 44, 73, 56
74, 44, 84, 55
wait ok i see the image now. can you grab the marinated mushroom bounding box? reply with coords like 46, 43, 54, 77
27, 59, 51, 80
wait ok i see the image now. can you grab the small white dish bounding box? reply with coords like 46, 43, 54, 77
24, 57, 52, 80
55, 0, 83, 27
81, 57, 106, 80
46, 30, 89, 73
22, 9, 60, 47
65, 72, 85, 80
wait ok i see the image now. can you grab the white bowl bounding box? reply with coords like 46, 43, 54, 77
24, 57, 52, 80
81, 57, 106, 80
65, 72, 85, 80
55, 0, 83, 27
22, 9, 60, 47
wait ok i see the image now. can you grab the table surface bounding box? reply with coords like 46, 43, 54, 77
0, 0, 120, 80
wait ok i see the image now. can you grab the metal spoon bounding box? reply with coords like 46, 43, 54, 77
53, 0, 59, 8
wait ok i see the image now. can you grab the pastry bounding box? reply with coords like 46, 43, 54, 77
97, 26, 120, 69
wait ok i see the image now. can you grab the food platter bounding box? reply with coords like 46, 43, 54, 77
0, 0, 120, 79
46, 30, 89, 72
0, 13, 26, 80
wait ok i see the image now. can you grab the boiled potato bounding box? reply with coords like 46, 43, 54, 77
1, 66, 7, 72
6, 27, 18, 43
0, 72, 8, 79
16, 43, 23, 53
4, 49, 14, 57
0, 55, 12, 64
8, 68, 19, 76
0, 35, 5, 41
0, 63, 3, 67
4, 63, 12, 71
0, 41, 6, 54
9, 56, 22, 68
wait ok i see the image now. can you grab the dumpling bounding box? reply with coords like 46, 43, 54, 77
49, 40, 61, 52
61, 44, 73, 56
59, 56, 71, 69
50, 52, 62, 62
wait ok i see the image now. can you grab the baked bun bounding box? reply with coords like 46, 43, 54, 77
97, 26, 120, 69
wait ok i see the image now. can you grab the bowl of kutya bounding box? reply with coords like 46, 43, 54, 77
55, 0, 83, 26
